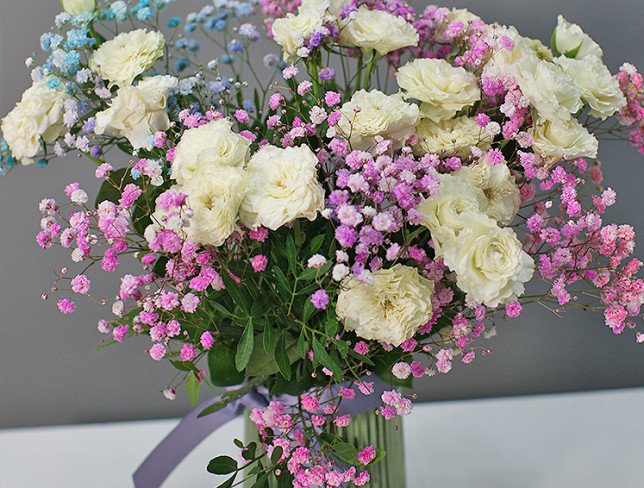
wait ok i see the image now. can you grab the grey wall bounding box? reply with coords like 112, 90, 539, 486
0, 0, 642, 429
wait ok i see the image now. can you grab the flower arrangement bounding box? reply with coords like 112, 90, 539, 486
1, 1, 643, 486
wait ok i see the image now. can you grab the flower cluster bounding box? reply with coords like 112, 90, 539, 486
2, 2, 642, 486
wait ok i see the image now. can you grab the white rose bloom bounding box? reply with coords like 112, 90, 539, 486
94, 75, 177, 150
442, 212, 534, 307
339, 7, 419, 55
61, 0, 95, 16
90, 29, 165, 87
553, 15, 603, 59
448, 8, 481, 24
272, 5, 326, 61
182, 166, 247, 247
484, 25, 553, 77
1, 81, 69, 165
240, 145, 325, 231
336, 264, 435, 347
335, 90, 420, 151
397, 58, 480, 122
172, 119, 251, 185
555, 55, 626, 119
414, 116, 491, 159
416, 173, 488, 254
454, 161, 520, 225
530, 117, 598, 167
508, 56, 581, 121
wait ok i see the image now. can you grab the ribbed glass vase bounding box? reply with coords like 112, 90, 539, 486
244, 409, 406, 487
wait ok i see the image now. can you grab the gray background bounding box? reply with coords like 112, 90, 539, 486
0, 0, 642, 429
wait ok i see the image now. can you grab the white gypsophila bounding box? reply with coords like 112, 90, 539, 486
182, 166, 247, 247
271, 4, 327, 61
336, 264, 435, 347
530, 116, 599, 167
508, 56, 581, 122
415, 173, 488, 255
240, 145, 325, 231
454, 160, 521, 225
335, 90, 420, 151
171, 119, 251, 185
553, 15, 603, 59
94, 75, 177, 150
1, 80, 69, 165
397, 58, 481, 122
90, 29, 165, 87
61, 0, 95, 16
414, 116, 491, 159
442, 212, 534, 307
555, 55, 626, 120
339, 7, 419, 55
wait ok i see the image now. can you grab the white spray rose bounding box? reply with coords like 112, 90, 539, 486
90, 29, 165, 87
336, 264, 435, 346
61, 0, 95, 16
508, 56, 581, 121
484, 25, 553, 78
182, 166, 247, 247
339, 7, 419, 55
442, 212, 534, 307
414, 116, 491, 158
416, 173, 488, 255
240, 145, 325, 231
335, 90, 420, 151
530, 117, 598, 167
397, 58, 480, 122
94, 75, 177, 150
454, 161, 521, 225
172, 119, 251, 185
555, 55, 626, 120
553, 15, 603, 59
272, 5, 327, 61
1, 81, 69, 165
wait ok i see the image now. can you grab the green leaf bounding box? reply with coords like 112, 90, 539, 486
241, 441, 257, 461
274, 334, 292, 381
221, 270, 252, 314
286, 235, 298, 276
276, 472, 295, 487
330, 440, 359, 464
197, 383, 257, 418
371, 448, 387, 465
246, 334, 299, 378
272, 266, 292, 298
185, 372, 201, 407
309, 234, 325, 254
152, 256, 169, 278
270, 446, 284, 464
550, 28, 559, 55
170, 360, 199, 373
235, 320, 255, 371
302, 300, 315, 323
324, 318, 339, 338
262, 324, 276, 352
251, 473, 269, 488
312, 338, 342, 379
214, 475, 236, 488
208, 344, 245, 387
207, 456, 238, 475
297, 330, 308, 359
563, 41, 582, 59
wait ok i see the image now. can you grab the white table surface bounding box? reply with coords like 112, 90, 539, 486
2, 388, 643, 488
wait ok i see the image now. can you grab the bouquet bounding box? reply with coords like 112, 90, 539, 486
1, 1, 642, 486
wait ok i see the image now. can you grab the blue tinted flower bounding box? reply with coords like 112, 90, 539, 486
110, 1, 127, 22
242, 99, 255, 113
137, 7, 153, 20
227, 40, 243, 53
167, 17, 182, 28
221, 54, 235, 64
46, 78, 61, 90
174, 57, 190, 72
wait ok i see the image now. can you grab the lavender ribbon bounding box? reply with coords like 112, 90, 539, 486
133, 379, 387, 488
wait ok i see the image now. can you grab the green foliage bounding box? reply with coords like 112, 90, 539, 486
208, 344, 245, 387
207, 456, 238, 475
235, 320, 255, 371
185, 371, 201, 406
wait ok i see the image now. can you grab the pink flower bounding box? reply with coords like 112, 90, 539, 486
357, 446, 376, 465
57, 299, 76, 314
200, 331, 215, 350
149, 344, 166, 361
71, 274, 91, 294
252, 254, 269, 272
248, 227, 269, 242
354, 341, 369, 355
300, 395, 319, 413
95, 163, 113, 179
235, 110, 250, 124
180, 344, 198, 361
392, 362, 412, 379
333, 414, 351, 427
310, 289, 329, 310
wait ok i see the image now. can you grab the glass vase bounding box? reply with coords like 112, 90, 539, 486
244, 409, 406, 487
